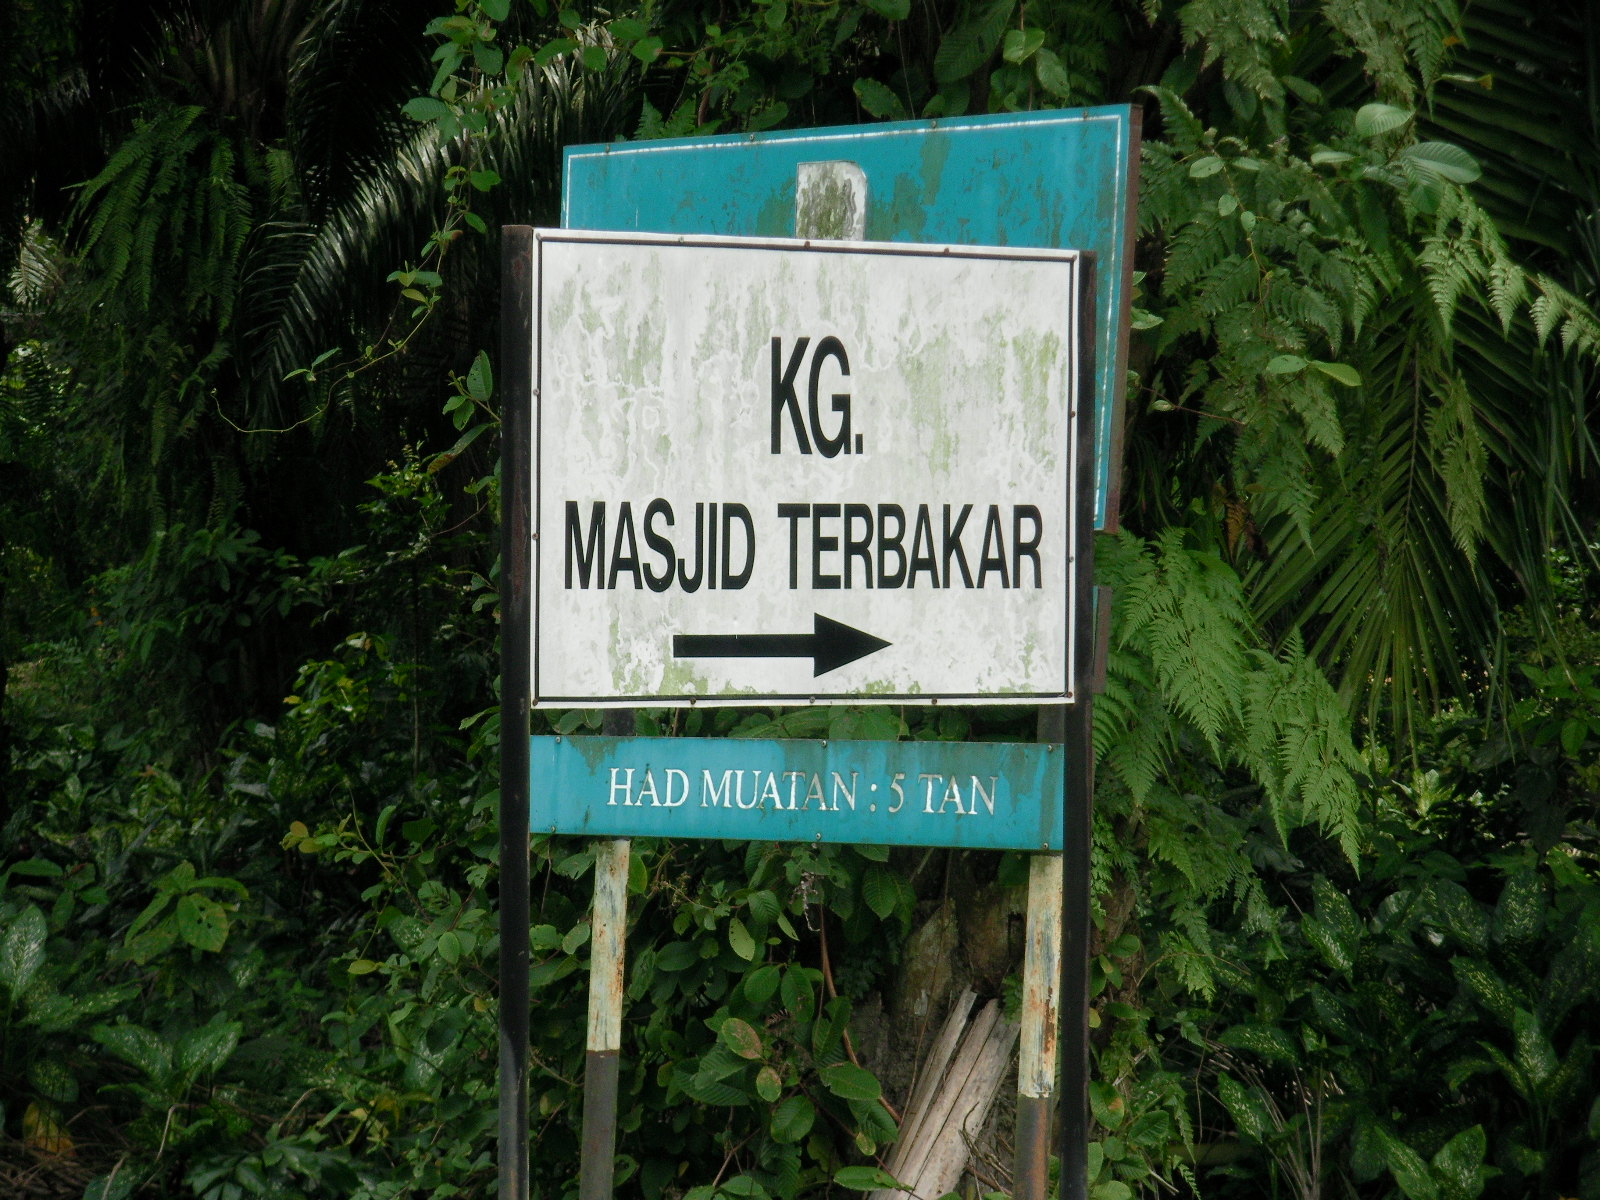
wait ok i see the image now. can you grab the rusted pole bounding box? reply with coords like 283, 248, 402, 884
579, 838, 630, 1200
1015, 853, 1063, 1200
498, 225, 534, 1200
1057, 253, 1101, 1200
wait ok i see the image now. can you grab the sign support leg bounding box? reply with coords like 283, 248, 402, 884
1015, 853, 1063, 1200
579, 838, 630, 1200
498, 225, 534, 1200
1057, 697, 1094, 1200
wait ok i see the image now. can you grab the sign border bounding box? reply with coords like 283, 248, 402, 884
530, 227, 1094, 708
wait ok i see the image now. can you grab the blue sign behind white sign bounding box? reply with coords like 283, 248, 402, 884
531, 735, 1066, 851
562, 106, 1137, 531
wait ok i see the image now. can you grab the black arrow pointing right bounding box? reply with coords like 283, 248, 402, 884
672, 613, 891, 677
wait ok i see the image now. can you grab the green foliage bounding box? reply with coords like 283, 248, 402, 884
8, 1, 1600, 1199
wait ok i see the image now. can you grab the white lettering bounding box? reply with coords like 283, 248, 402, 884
608, 767, 633, 807
831, 771, 857, 812
637, 769, 660, 807
664, 768, 689, 807
969, 775, 997, 817
702, 769, 735, 807
758, 771, 782, 810
804, 773, 826, 812
939, 776, 965, 815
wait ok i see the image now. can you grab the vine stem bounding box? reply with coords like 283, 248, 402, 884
816, 906, 903, 1124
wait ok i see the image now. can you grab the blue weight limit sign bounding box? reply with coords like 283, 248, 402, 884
530, 734, 1066, 851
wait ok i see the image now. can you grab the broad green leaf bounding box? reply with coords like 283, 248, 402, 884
682, 1073, 750, 1106
609, 16, 648, 39
1311, 149, 1355, 166
1305, 875, 1363, 973
657, 940, 698, 971
437, 930, 462, 964
28, 1058, 78, 1103
771, 1094, 815, 1142
933, 0, 1015, 83
1452, 958, 1519, 1022
0, 905, 47, 995
481, 0, 511, 19
1265, 354, 1307, 375
1512, 1008, 1557, 1088
1310, 360, 1362, 387
718, 1176, 770, 1199
1188, 155, 1224, 178
853, 78, 907, 121
1402, 141, 1482, 184
403, 97, 453, 123
819, 1061, 880, 1101
1377, 1123, 1439, 1200
472, 41, 504, 75
176, 892, 228, 953
1493, 863, 1544, 943
728, 916, 756, 961
1002, 28, 1046, 63
755, 1065, 782, 1102
833, 1166, 906, 1191
177, 1021, 241, 1076
466, 350, 493, 402
1354, 102, 1412, 137
862, 864, 898, 918
1219, 1024, 1301, 1068
1088, 1080, 1125, 1130
580, 45, 608, 72
1091, 1183, 1133, 1200
6, 859, 63, 879
1034, 47, 1073, 98
348, 958, 382, 975
92, 1023, 172, 1082
745, 889, 781, 924
865, 0, 910, 18
720, 1016, 764, 1060
1216, 1075, 1270, 1144
631, 36, 663, 63
1431, 1125, 1487, 1200
743, 963, 781, 1006
534, 37, 578, 66
562, 922, 591, 955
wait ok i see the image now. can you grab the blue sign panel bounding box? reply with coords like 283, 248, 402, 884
561, 107, 1138, 530
531, 735, 1065, 851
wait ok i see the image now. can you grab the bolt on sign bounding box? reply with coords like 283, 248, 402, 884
530, 228, 1093, 708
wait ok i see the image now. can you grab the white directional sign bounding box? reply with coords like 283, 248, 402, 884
531, 229, 1088, 706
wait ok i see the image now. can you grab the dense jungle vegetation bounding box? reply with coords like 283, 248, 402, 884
3, 0, 1600, 1197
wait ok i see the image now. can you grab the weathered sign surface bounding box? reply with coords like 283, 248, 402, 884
530, 735, 1066, 850
531, 229, 1089, 706
561, 106, 1137, 531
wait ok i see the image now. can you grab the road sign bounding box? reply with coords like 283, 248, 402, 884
561, 106, 1138, 532
531, 228, 1092, 707
530, 735, 1066, 850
